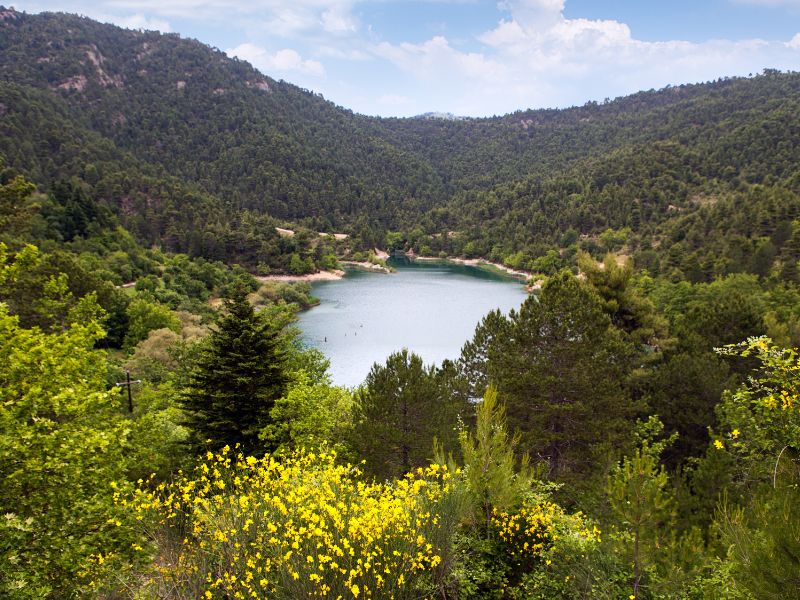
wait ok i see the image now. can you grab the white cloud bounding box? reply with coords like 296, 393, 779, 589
102, 12, 171, 31
13, 0, 800, 116
21, 0, 359, 36
317, 45, 370, 60
321, 6, 358, 34
227, 43, 325, 76
374, 36, 506, 82
19, 3, 173, 31
364, 0, 800, 115
498, 0, 564, 31
106, 0, 360, 33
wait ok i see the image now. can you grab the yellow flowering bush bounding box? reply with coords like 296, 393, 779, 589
491, 499, 600, 570
492, 502, 555, 561
715, 337, 800, 480
129, 447, 459, 599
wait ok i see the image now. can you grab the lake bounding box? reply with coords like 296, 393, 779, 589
296, 259, 529, 388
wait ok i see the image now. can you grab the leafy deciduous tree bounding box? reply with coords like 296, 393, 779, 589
0, 250, 141, 597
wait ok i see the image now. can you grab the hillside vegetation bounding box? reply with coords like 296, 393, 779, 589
2, 7, 800, 600
2, 8, 800, 281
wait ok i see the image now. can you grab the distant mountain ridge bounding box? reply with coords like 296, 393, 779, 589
415, 112, 467, 121
1, 7, 799, 281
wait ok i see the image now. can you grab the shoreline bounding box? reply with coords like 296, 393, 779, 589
255, 269, 346, 283
253, 261, 391, 282
412, 256, 532, 281
252, 255, 536, 286
339, 260, 392, 274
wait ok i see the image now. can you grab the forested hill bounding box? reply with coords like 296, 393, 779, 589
380, 74, 800, 192
2, 7, 800, 281
7, 9, 800, 598
0, 7, 446, 233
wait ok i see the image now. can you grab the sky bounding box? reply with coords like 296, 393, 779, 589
10, 0, 800, 117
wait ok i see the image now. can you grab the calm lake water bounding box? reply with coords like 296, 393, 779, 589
296, 259, 528, 388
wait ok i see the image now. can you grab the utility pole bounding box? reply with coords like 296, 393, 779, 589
115, 370, 141, 413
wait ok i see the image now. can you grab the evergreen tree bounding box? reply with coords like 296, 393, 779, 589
352, 349, 466, 480
606, 417, 678, 598
180, 287, 289, 455
484, 271, 636, 483
459, 386, 534, 538
577, 251, 672, 352
458, 309, 510, 400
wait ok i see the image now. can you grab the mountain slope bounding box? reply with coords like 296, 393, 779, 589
1, 7, 800, 282
0, 8, 445, 229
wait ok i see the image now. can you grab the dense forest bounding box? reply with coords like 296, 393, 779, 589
2, 6, 800, 600
3, 8, 800, 279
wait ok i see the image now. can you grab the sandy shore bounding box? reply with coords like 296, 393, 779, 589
255, 259, 393, 282
413, 256, 532, 281
253, 256, 534, 284
255, 269, 345, 283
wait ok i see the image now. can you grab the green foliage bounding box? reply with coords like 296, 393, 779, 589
180, 287, 290, 455
606, 417, 678, 598
717, 484, 800, 600
458, 308, 509, 399
123, 296, 180, 349
599, 227, 631, 253
0, 172, 37, 241
124, 327, 182, 383
251, 280, 319, 310
578, 251, 672, 351
0, 247, 132, 344
0, 243, 39, 287
353, 349, 468, 480
0, 298, 142, 598
695, 337, 800, 600
261, 369, 354, 456
507, 536, 629, 600
648, 351, 735, 465
466, 271, 637, 486
714, 337, 800, 484
529, 249, 563, 275
448, 389, 608, 600
458, 386, 534, 537
124, 382, 191, 481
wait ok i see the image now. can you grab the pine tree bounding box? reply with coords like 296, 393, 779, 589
180, 287, 289, 455
486, 271, 636, 483
352, 349, 466, 480
458, 309, 510, 399
459, 386, 534, 538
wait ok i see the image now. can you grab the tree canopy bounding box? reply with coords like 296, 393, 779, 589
180, 287, 290, 455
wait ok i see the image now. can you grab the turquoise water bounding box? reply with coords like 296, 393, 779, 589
296, 259, 528, 388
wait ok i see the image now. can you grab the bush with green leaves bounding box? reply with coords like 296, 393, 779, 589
711, 337, 800, 599
0, 248, 144, 597
123, 296, 181, 349
261, 369, 354, 456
